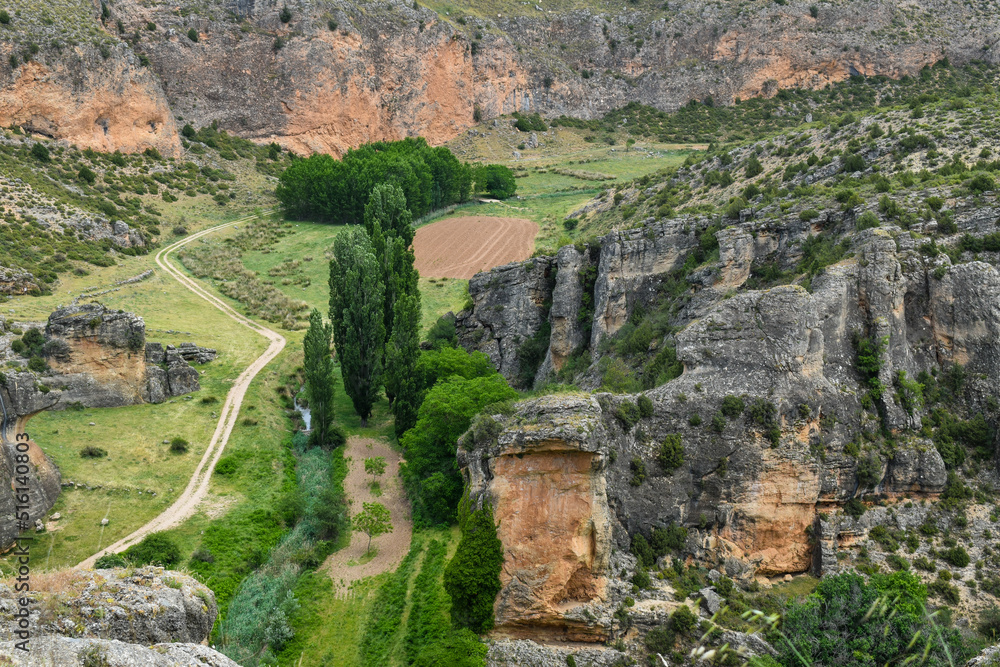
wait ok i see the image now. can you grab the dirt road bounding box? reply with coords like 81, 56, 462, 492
77, 214, 286, 569
322, 436, 412, 591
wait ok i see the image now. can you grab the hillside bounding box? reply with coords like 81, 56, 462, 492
3, 0, 1000, 155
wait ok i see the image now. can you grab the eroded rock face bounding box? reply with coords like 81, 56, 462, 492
461, 394, 613, 641
456, 258, 555, 388
0, 567, 218, 645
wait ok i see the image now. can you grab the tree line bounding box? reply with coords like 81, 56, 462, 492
276, 137, 517, 223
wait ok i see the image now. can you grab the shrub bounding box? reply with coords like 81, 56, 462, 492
637, 395, 654, 418
710, 411, 726, 432
970, 173, 995, 193
0, 10, 9, 24
671, 605, 698, 634
632, 533, 656, 567
28, 356, 48, 373
215, 456, 239, 476
169, 437, 189, 453
78, 166, 97, 185
844, 497, 866, 518
855, 211, 880, 231
843, 154, 865, 172
187, 28, 199, 42
629, 457, 647, 486
978, 605, 1000, 639
94, 553, 128, 568
279, 5, 292, 22
81, 446, 108, 459
656, 434, 684, 473
122, 532, 181, 567
190, 548, 215, 564
444, 500, 504, 633
650, 524, 687, 554
940, 545, 970, 568
31, 143, 50, 162
632, 568, 651, 589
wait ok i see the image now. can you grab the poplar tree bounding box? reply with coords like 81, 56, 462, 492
303, 309, 335, 447
329, 227, 385, 426
385, 292, 422, 437
364, 183, 417, 344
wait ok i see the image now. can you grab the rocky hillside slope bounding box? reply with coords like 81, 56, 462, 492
454, 85, 1000, 649
3, 0, 1000, 154
0, 303, 215, 549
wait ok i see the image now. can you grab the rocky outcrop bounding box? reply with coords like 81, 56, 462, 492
460, 394, 615, 641
0, 265, 39, 295
456, 257, 555, 387
0, 637, 238, 667
0, 567, 218, 645
0, 304, 216, 550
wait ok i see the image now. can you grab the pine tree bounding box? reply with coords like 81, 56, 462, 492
303, 309, 336, 447
329, 227, 385, 426
386, 292, 422, 438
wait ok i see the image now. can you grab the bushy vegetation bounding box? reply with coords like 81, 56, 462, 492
121, 532, 181, 567
359, 541, 423, 666
444, 498, 504, 634
776, 571, 976, 666
277, 138, 515, 222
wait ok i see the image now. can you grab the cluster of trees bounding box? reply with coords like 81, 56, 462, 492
276, 138, 516, 222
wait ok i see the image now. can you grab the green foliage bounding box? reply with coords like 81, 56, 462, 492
894, 370, 924, 415
720, 395, 745, 418
852, 331, 887, 404
30, 142, 50, 162
473, 164, 517, 199
388, 295, 422, 438
80, 446, 107, 458
656, 434, 684, 473
94, 553, 127, 568
277, 138, 474, 222
122, 532, 181, 567
855, 210, 880, 231
512, 112, 548, 132
169, 437, 189, 454
402, 372, 516, 526
353, 501, 393, 553
303, 309, 337, 447
629, 457, 647, 486
445, 499, 504, 633
940, 545, 970, 568
425, 314, 459, 349
969, 172, 995, 193
855, 453, 882, 488
748, 398, 781, 446
615, 400, 642, 430
778, 571, 972, 665
516, 320, 550, 387
329, 227, 385, 425
671, 605, 698, 634
187, 27, 198, 42
843, 497, 866, 518
279, 5, 292, 22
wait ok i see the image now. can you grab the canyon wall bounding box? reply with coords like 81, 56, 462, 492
453, 197, 1000, 637
3, 0, 1000, 153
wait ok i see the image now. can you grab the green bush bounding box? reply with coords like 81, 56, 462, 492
30, 143, 50, 162
615, 400, 641, 430
169, 437, 189, 454
215, 456, 240, 476
632, 568, 651, 589
940, 545, 970, 568
94, 553, 128, 568
637, 395, 654, 418
657, 434, 684, 473
629, 457, 647, 486
779, 571, 971, 664
28, 356, 47, 373
855, 211, 880, 231
122, 532, 181, 567
80, 446, 107, 458
444, 500, 504, 633
969, 173, 995, 194
670, 605, 698, 634
187, 28, 199, 42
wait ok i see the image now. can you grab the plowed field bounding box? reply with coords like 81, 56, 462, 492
413, 216, 538, 279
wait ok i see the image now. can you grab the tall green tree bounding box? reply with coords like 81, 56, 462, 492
364, 183, 419, 347
386, 292, 422, 438
329, 227, 385, 426
444, 496, 504, 633
303, 309, 336, 447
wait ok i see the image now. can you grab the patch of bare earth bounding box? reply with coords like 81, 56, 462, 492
413, 216, 538, 279
321, 436, 412, 593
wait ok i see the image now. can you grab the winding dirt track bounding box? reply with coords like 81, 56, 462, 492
77, 214, 286, 569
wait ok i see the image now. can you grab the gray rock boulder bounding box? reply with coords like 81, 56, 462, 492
0, 567, 218, 645
0, 637, 238, 666
698, 586, 724, 614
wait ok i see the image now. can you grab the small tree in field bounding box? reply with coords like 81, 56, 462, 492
364, 456, 386, 483
353, 502, 392, 554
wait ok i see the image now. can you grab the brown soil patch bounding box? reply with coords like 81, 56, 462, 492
413, 216, 538, 279
321, 436, 413, 593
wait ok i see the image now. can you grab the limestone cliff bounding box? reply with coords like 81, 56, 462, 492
4, 0, 1000, 153
456, 192, 1000, 637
